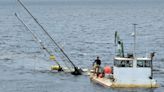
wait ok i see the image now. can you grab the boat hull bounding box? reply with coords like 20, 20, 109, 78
90, 74, 159, 88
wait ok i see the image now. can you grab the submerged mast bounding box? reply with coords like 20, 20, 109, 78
15, 13, 63, 71
17, 0, 82, 75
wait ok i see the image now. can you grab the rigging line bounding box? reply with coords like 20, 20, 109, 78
15, 13, 62, 69
48, 44, 73, 71
17, 0, 81, 71
52, 47, 72, 71
60, 54, 73, 70
54, 46, 73, 71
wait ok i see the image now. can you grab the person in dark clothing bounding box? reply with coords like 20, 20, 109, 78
93, 56, 101, 77
94, 56, 101, 65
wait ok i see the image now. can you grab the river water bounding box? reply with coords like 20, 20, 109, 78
0, 0, 164, 92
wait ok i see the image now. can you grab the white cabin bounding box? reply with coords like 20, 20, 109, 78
113, 56, 158, 87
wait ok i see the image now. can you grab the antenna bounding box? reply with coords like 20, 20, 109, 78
133, 24, 137, 58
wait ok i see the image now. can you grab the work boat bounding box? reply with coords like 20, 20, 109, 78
90, 56, 159, 88
90, 28, 159, 88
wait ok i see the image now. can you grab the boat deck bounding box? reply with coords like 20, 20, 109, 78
90, 74, 159, 88
90, 75, 113, 87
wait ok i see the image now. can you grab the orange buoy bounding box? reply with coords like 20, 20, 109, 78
104, 66, 112, 74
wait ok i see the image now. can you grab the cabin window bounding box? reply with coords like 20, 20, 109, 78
137, 60, 143, 67
137, 60, 151, 67
114, 60, 133, 67
145, 60, 151, 67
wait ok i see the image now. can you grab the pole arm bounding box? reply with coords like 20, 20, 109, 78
15, 13, 61, 67
17, 0, 77, 68
133, 24, 137, 58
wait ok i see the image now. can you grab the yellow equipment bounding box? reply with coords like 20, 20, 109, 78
49, 55, 56, 60
51, 65, 62, 71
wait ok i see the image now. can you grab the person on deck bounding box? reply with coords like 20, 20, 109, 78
93, 56, 101, 77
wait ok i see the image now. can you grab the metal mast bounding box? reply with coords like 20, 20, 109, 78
15, 13, 63, 71
17, 0, 82, 75
133, 24, 137, 58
